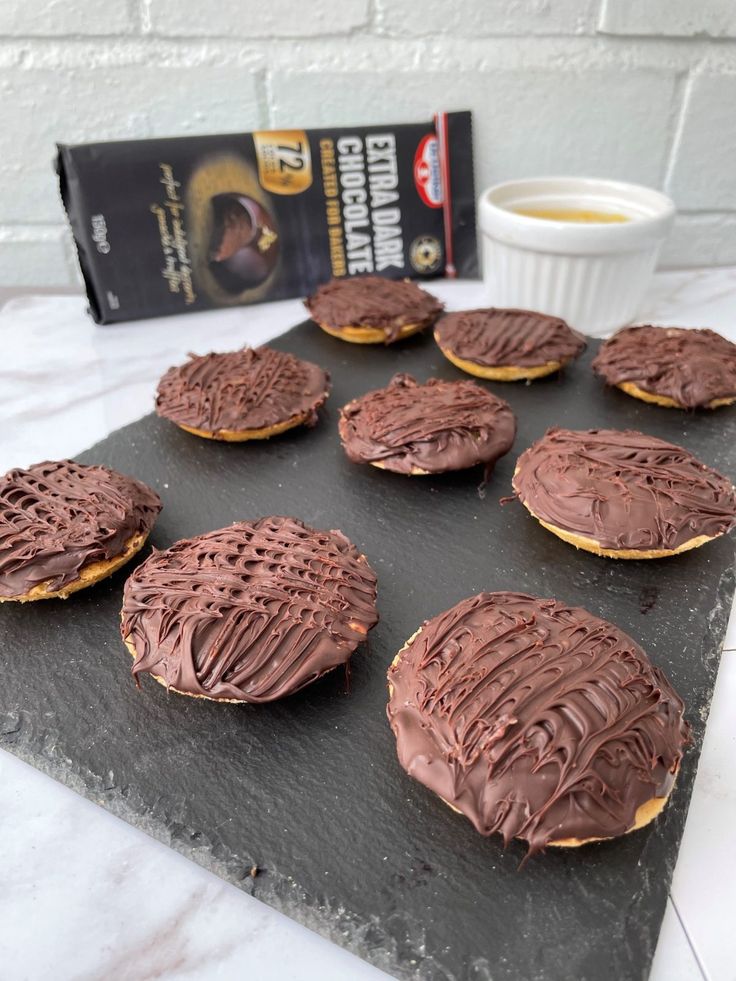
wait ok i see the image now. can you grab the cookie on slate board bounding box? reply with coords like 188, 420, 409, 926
155, 346, 330, 441
121, 516, 379, 703
512, 427, 736, 559
435, 307, 586, 381
305, 276, 443, 344
592, 325, 736, 409
0, 460, 161, 602
339, 373, 516, 476
387, 592, 690, 854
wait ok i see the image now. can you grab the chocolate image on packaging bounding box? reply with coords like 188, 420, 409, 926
57, 112, 477, 324
207, 193, 280, 294
184, 152, 281, 307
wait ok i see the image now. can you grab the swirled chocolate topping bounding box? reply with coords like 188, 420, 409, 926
339, 374, 516, 475
513, 427, 736, 551
435, 308, 586, 368
0, 460, 161, 598
387, 592, 690, 853
592, 325, 736, 408
155, 346, 330, 435
121, 516, 379, 703
305, 276, 443, 342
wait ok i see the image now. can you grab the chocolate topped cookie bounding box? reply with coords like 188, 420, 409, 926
339, 374, 516, 476
305, 276, 443, 344
512, 427, 736, 558
0, 460, 161, 602
592, 325, 736, 409
435, 307, 586, 381
121, 516, 379, 703
387, 592, 690, 854
155, 346, 330, 441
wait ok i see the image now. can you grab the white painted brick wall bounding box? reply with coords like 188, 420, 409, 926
599, 0, 736, 38
668, 75, 736, 210
0, 0, 135, 36
374, 0, 597, 37
269, 68, 678, 188
0, 63, 263, 225
1, 0, 735, 286
146, 0, 370, 37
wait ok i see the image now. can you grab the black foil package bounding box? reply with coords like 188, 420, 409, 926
57, 111, 477, 325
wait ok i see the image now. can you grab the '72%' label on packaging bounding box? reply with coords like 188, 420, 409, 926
253, 131, 313, 196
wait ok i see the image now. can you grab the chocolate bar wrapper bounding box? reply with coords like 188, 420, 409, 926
56, 111, 477, 325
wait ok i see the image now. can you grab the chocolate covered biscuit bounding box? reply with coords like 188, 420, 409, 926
121, 516, 379, 703
156, 346, 330, 441
339, 374, 516, 475
387, 592, 690, 853
0, 460, 161, 602
592, 325, 736, 409
306, 276, 443, 344
435, 307, 586, 380
512, 427, 736, 558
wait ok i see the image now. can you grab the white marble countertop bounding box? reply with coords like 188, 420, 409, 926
1, 270, 735, 981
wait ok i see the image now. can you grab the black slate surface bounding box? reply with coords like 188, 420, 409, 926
2, 323, 735, 981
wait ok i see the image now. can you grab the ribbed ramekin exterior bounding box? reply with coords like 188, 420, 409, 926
480, 239, 662, 336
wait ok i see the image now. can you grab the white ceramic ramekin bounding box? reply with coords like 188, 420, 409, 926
478, 177, 675, 336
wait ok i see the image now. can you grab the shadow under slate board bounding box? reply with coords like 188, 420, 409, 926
2, 322, 735, 981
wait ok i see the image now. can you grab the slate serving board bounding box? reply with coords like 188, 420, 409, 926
2, 323, 735, 981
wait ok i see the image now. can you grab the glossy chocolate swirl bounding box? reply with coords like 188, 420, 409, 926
305, 276, 443, 342
0, 460, 161, 598
387, 592, 690, 853
435, 308, 586, 367
155, 346, 330, 435
121, 516, 379, 703
512, 427, 736, 551
592, 325, 736, 408
339, 374, 516, 475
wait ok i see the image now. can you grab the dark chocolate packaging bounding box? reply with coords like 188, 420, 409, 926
56, 111, 477, 324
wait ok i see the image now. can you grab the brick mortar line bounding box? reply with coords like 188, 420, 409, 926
138, 0, 151, 35
2, 39, 736, 78
664, 70, 696, 192
660, 69, 692, 189
253, 66, 271, 131
3, 52, 736, 75
262, 68, 275, 129
2, 35, 736, 48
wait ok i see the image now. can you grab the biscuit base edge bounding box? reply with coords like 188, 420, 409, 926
436, 337, 563, 381
546, 790, 672, 847
175, 409, 320, 442
517, 495, 714, 559
370, 460, 431, 477
439, 788, 672, 848
124, 636, 246, 703
616, 380, 736, 411
0, 531, 150, 603
317, 320, 428, 345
